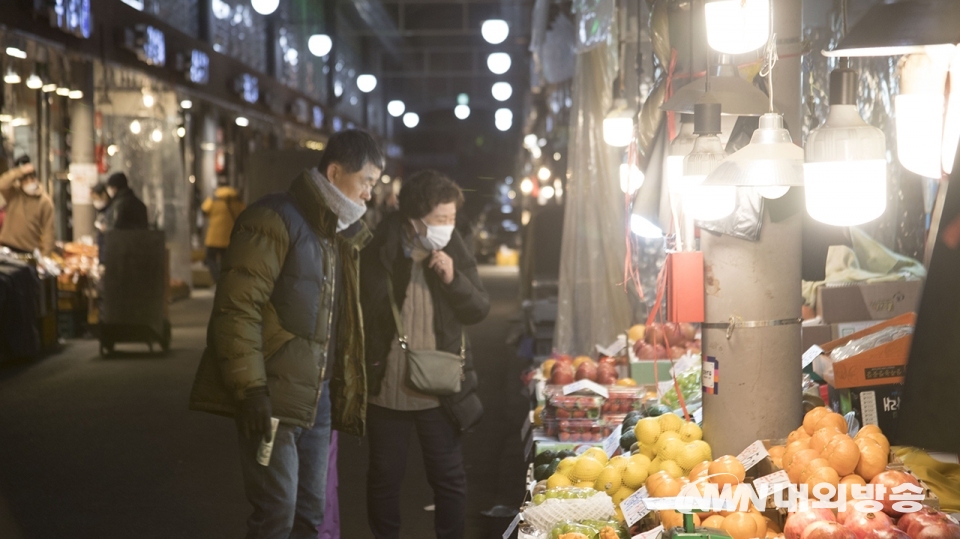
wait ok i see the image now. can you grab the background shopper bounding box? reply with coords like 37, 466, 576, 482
201, 177, 245, 284
105, 172, 148, 230
0, 156, 54, 256
361, 169, 490, 539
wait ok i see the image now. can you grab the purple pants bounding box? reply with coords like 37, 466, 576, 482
317, 430, 340, 539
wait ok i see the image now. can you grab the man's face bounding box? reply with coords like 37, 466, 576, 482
107, 186, 117, 198
327, 162, 380, 206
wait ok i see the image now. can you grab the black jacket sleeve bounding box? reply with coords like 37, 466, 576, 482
437, 232, 490, 325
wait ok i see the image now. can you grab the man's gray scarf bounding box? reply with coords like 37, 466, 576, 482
310, 168, 366, 232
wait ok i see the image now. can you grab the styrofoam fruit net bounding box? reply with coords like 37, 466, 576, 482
522, 492, 616, 533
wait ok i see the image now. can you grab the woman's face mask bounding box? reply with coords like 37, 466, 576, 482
21, 181, 39, 195
418, 220, 455, 251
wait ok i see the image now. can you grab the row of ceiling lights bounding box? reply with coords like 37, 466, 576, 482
4, 47, 84, 99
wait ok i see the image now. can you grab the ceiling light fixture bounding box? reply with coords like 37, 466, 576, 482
356, 74, 377, 93
662, 60, 770, 116
151, 128, 163, 142
403, 112, 420, 128
4, 68, 21, 84
250, 0, 279, 16
537, 166, 551, 181
130, 120, 142, 134
824, 0, 960, 58
68, 90, 83, 99
487, 53, 511, 75
491, 82, 513, 101
481, 19, 509, 45
25, 74, 42, 89
177, 126, 186, 138
235, 116, 250, 127
181, 99, 193, 109
682, 95, 737, 221
704, 0, 770, 54
5, 47, 26, 59
387, 100, 405, 117
454, 104, 470, 120
308, 34, 333, 57
495, 108, 513, 131
56, 87, 70, 96
41, 83, 57, 93
142, 92, 155, 108
603, 98, 635, 147
520, 178, 534, 195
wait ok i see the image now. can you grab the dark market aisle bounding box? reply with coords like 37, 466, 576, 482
0, 266, 527, 539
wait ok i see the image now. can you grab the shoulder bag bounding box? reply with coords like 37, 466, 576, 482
386, 277, 465, 396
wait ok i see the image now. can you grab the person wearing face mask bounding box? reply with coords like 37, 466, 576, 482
90, 183, 112, 257
105, 172, 148, 230
0, 156, 55, 256
190, 129, 384, 539
360, 170, 490, 539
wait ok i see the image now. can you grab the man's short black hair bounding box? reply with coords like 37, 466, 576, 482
107, 172, 129, 190
13, 155, 31, 167
317, 129, 385, 177
399, 170, 465, 220
91, 183, 108, 196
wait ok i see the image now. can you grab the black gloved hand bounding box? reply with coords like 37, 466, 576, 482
238, 392, 273, 442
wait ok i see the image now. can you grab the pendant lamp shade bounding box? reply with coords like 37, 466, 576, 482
704, 0, 771, 55
804, 67, 887, 226
667, 115, 698, 195
824, 0, 960, 58
896, 49, 952, 178
703, 112, 803, 199
661, 62, 770, 116
603, 98, 635, 147
681, 96, 738, 221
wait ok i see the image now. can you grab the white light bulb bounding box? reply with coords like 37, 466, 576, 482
487, 53, 511, 75
130, 120, 142, 134
523, 134, 538, 148
520, 178, 534, 194
235, 116, 250, 127
684, 181, 738, 221
403, 112, 420, 128
177, 127, 186, 138
454, 104, 470, 120
538, 166, 551, 181
356, 74, 377, 93
56, 87, 70, 96
42, 83, 57, 93
481, 20, 509, 45
755, 185, 790, 199
143, 93, 155, 108
491, 82, 513, 102
897, 51, 951, 178
107, 145, 119, 157
151, 129, 163, 142
180, 99, 193, 109
308, 34, 333, 57
704, 0, 770, 55
603, 99, 635, 147
387, 100, 405, 117
540, 185, 555, 199
5, 47, 26, 59
251, 0, 279, 16
631, 214, 664, 238
4, 69, 21, 85
68, 90, 83, 100
495, 108, 513, 131
26, 75, 42, 89
619, 163, 645, 194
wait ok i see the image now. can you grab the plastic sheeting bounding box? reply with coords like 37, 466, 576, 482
555, 38, 633, 356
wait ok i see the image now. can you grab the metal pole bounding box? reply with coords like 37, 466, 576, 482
700, 0, 804, 455
69, 61, 96, 240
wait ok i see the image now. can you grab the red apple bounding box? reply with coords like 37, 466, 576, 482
662, 322, 683, 346
550, 363, 575, 385
679, 322, 698, 343
635, 342, 656, 359
596, 363, 619, 385
653, 344, 668, 359
575, 362, 598, 382
871, 471, 921, 517
554, 354, 573, 366
785, 508, 837, 539
802, 522, 856, 539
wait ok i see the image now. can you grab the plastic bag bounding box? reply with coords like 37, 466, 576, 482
658, 361, 702, 412
549, 519, 630, 539
829, 325, 914, 362
522, 491, 616, 533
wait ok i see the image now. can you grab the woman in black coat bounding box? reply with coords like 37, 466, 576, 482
360, 170, 490, 539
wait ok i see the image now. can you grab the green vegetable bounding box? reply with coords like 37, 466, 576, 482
534, 464, 551, 481
620, 429, 638, 451
535, 450, 556, 467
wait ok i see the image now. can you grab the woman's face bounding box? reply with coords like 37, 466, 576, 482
422, 202, 456, 227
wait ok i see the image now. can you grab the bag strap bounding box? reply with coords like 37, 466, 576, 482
386, 274, 465, 358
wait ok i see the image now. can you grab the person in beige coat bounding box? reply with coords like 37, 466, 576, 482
0, 157, 54, 256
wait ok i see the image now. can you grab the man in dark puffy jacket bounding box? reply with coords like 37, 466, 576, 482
105, 172, 148, 230
189, 130, 384, 539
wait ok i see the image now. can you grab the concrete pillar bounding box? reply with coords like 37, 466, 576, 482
69, 60, 96, 240
700, 0, 804, 455
200, 114, 218, 201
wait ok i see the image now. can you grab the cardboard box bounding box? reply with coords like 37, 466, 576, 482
667, 251, 704, 323
802, 320, 883, 351
817, 280, 923, 323
829, 384, 903, 438
818, 313, 914, 389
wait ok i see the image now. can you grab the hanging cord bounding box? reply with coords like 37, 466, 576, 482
760, 35, 778, 113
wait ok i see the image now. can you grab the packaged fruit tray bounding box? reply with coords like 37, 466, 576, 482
602, 387, 648, 415
544, 394, 604, 419
543, 418, 620, 442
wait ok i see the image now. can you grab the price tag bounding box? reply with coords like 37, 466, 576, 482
736, 440, 770, 471
502, 512, 522, 538
603, 424, 623, 458
693, 407, 703, 425
753, 470, 791, 498
562, 379, 610, 398
633, 525, 664, 539
620, 487, 650, 526
802, 345, 824, 369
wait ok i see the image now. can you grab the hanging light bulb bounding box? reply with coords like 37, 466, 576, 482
25, 74, 42, 89
56, 86, 70, 96
180, 99, 193, 109
130, 120, 142, 134
944, 47, 960, 174
603, 98, 635, 147
682, 95, 737, 221
387, 100, 405, 117
491, 82, 513, 101
177, 126, 186, 138
619, 163, 644, 194
704, 0, 770, 55
537, 166, 552, 182
896, 47, 953, 178
308, 34, 333, 57
143, 91, 155, 108
250, 0, 279, 16
520, 178, 534, 195
804, 62, 887, 226
41, 83, 57, 93
151, 128, 163, 142
356, 74, 377, 93
481, 20, 509, 45
523, 134, 538, 148
454, 104, 470, 120
68, 90, 83, 99
403, 112, 420, 128
4, 68, 21, 84
495, 108, 513, 131
235, 116, 250, 127
487, 53, 511, 75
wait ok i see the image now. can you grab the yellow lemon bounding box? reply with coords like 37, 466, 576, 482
576, 480, 596, 489
629, 453, 652, 469
635, 417, 662, 446
677, 440, 714, 472
612, 486, 637, 507
660, 459, 685, 479
679, 421, 703, 443
557, 457, 578, 479
582, 447, 609, 465
609, 455, 630, 473
637, 444, 657, 460
595, 466, 623, 496
573, 456, 605, 483
658, 437, 686, 462
656, 431, 682, 455
622, 460, 650, 489
547, 473, 572, 489
658, 412, 685, 433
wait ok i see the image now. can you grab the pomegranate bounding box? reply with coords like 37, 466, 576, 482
785, 508, 837, 539
914, 522, 960, 539
645, 322, 664, 345
596, 363, 619, 385
905, 511, 956, 539
662, 322, 683, 346
679, 322, 698, 343
871, 471, 922, 517
635, 342, 655, 359
653, 344, 668, 359
863, 530, 911, 539
899, 509, 947, 534
845, 510, 894, 539
549, 362, 575, 385
686, 340, 702, 354
670, 346, 687, 359
802, 522, 856, 539
575, 362, 598, 382
838, 500, 859, 525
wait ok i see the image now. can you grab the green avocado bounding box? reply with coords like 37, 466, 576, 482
534, 463, 551, 481
547, 457, 561, 477
557, 449, 577, 460
622, 410, 643, 430
620, 429, 638, 451
534, 450, 556, 467
646, 403, 672, 417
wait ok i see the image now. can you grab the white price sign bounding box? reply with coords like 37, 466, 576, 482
603, 424, 623, 458
562, 379, 610, 398
633, 525, 664, 539
802, 345, 824, 369
753, 470, 791, 498
620, 487, 650, 526
693, 407, 703, 425
736, 440, 770, 471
